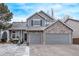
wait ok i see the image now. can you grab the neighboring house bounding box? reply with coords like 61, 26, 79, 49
8, 11, 73, 44
64, 18, 79, 44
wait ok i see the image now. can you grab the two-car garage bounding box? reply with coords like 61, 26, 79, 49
29, 32, 72, 45
44, 21, 72, 44
28, 21, 72, 45
46, 33, 71, 44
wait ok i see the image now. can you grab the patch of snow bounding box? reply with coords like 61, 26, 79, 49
0, 44, 29, 56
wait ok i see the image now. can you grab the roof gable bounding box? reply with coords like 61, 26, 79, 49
27, 12, 45, 21
38, 11, 54, 21
45, 20, 73, 33
27, 11, 55, 22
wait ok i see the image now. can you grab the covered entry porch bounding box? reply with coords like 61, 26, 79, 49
9, 30, 28, 43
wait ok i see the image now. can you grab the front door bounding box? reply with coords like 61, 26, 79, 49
24, 33, 27, 42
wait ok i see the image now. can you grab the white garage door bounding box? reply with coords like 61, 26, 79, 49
46, 33, 71, 44
29, 32, 41, 44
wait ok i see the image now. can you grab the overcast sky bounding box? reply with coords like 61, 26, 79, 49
6, 3, 79, 22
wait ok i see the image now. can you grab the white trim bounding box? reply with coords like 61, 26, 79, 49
11, 31, 19, 40
23, 32, 27, 41
32, 19, 41, 26
20, 30, 22, 41
43, 32, 46, 45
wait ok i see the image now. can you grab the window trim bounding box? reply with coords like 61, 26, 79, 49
11, 33, 16, 38
32, 19, 42, 26
11, 31, 17, 39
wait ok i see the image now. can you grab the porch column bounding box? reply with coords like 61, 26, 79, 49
7, 30, 9, 42
21, 30, 22, 42
28, 32, 30, 44
27, 32, 29, 43
0, 29, 2, 41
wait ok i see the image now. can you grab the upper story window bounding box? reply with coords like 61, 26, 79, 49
31, 19, 42, 26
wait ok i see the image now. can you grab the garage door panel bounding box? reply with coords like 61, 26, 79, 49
46, 33, 70, 44
30, 32, 41, 44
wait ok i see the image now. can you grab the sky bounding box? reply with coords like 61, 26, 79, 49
6, 3, 79, 22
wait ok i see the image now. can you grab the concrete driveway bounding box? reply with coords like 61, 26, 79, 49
30, 45, 79, 56
0, 44, 29, 56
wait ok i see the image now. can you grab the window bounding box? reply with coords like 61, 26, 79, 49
11, 31, 20, 39
12, 33, 15, 38
11, 31, 16, 38
40, 20, 42, 26
31, 19, 42, 26
31, 20, 33, 26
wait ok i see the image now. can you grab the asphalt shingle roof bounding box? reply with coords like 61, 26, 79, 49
9, 22, 27, 30
27, 26, 46, 31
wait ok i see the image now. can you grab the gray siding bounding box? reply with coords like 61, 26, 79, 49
45, 21, 72, 34
27, 14, 46, 27
27, 13, 54, 27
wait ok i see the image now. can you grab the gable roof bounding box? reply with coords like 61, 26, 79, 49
45, 20, 73, 31
38, 11, 54, 20
27, 12, 45, 21
27, 11, 54, 21
64, 18, 79, 23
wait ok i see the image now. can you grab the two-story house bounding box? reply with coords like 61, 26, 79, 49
8, 11, 73, 45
